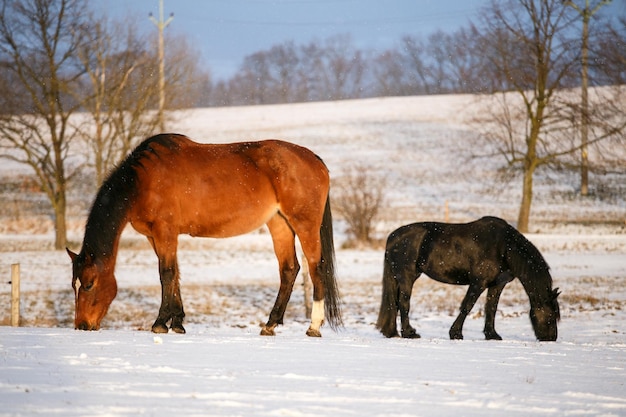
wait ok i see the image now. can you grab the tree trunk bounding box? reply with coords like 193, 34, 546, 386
54, 192, 68, 250
517, 166, 534, 233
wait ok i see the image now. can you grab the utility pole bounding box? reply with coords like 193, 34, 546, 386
563, 0, 611, 197
149, 0, 173, 132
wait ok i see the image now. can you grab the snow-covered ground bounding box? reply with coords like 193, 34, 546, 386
1, 95, 625, 416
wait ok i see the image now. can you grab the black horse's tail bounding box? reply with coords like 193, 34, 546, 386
376, 223, 428, 338
376, 251, 400, 337
319, 195, 342, 329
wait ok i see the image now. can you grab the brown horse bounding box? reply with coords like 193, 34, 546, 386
67, 134, 342, 336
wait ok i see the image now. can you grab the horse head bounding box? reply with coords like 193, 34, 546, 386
67, 248, 118, 331
529, 288, 561, 341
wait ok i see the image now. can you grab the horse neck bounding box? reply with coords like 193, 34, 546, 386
82, 185, 132, 266
81, 217, 126, 272
505, 229, 553, 309
517, 270, 553, 309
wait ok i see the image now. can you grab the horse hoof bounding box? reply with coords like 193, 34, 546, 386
260, 326, 276, 336
401, 327, 420, 339
151, 323, 169, 334
171, 325, 186, 334
170, 318, 186, 334
485, 332, 502, 340
306, 328, 322, 337
450, 333, 464, 340
380, 329, 400, 338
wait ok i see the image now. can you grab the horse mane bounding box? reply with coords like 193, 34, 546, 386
501, 221, 553, 292
81, 134, 182, 259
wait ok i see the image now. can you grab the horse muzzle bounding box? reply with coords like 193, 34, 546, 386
76, 321, 100, 331
537, 333, 557, 342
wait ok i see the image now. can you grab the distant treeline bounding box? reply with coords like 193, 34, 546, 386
202, 20, 625, 107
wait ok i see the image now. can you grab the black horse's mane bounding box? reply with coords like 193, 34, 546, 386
500, 219, 553, 291
80, 134, 182, 259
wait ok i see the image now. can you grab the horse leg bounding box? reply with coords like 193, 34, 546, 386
261, 215, 299, 336
398, 274, 420, 338
296, 227, 328, 338
148, 234, 186, 334
484, 283, 506, 340
163, 256, 186, 334
484, 271, 515, 340
304, 258, 325, 338
449, 284, 484, 340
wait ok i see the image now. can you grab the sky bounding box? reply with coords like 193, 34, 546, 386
98, 0, 624, 81
98, 0, 491, 80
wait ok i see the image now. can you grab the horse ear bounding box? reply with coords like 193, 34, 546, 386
66, 248, 78, 261
553, 288, 561, 298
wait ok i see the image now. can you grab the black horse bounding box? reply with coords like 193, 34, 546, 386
376, 216, 560, 341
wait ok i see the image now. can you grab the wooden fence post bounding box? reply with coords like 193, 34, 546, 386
11, 263, 20, 327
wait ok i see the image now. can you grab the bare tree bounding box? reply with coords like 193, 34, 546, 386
427, 31, 456, 94
240, 51, 273, 104
473, 0, 626, 232
165, 35, 213, 109
0, 0, 89, 249
298, 41, 326, 101
400, 35, 432, 95
76, 15, 158, 187
321, 35, 365, 100
267, 42, 300, 103
370, 36, 433, 96
108, 36, 159, 158
371, 49, 407, 96
445, 26, 495, 93
474, 0, 579, 232
594, 16, 626, 84
77, 19, 211, 188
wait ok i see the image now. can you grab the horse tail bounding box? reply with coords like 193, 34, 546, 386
376, 223, 427, 337
319, 194, 342, 329
376, 249, 400, 337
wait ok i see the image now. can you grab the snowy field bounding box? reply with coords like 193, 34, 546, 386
1, 95, 625, 416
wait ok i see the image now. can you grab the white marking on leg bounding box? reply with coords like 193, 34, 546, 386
310, 300, 325, 331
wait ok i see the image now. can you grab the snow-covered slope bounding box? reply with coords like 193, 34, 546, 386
0, 95, 624, 416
